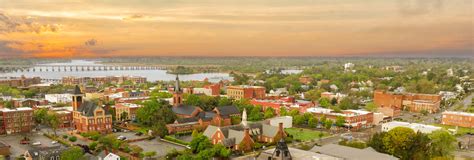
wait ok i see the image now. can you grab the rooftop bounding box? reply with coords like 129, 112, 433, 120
442, 111, 474, 117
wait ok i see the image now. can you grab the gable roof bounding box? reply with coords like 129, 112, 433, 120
26, 146, 66, 159
172, 104, 199, 115
262, 124, 279, 137
215, 105, 240, 117
310, 144, 398, 160
77, 101, 110, 117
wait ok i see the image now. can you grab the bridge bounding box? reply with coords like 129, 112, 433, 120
0, 65, 171, 73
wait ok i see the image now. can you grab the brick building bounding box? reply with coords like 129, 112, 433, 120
441, 111, 474, 128
0, 76, 41, 88
71, 86, 112, 134
250, 97, 315, 115
113, 103, 142, 121
203, 115, 286, 152
299, 76, 313, 85
226, 85, 266, 100
0, 107, 34, 135
374, 90, 441, 116
306, 108, 374, 130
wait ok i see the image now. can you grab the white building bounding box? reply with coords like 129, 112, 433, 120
447, 68, 454, 77
193, 87, 213, 96
45, 94, 72, 103
381, 121, 441, 134
102, 153, 120, 160
344, 63, 354, 71
439, 91, 458, 101
267, 116, 293, 128
372, 112, 385, 125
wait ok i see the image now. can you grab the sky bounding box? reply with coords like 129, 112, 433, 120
0, 0, 472, 58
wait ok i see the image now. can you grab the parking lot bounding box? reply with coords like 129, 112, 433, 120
0, 132, 62, 157
130, 139, 186, 158
113, 130, 144, 141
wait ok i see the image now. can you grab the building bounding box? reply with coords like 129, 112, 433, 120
24, 146, 66, 160
226, 85, 266, 100
250, 97, 315, 115
258, 146, 341, 160
62, 76, 146, 86
193, 84, 221, 96
45, 94, 72, 104
381, 121, 441, 134
374, 90, 441, 115
203, 110, 286, 152
267, 88, 289, 97
11, 98, 48, 108
103, 153, 120, 160
299, 75, 313, 85
0, 76, 41, 88
311, 144, 398, 160
166, 105, 241, 134
306, 108, 374, 130
442, 111, 474, 128
113, 103, 142, 121
320, 92, 347, 102
266, 116, 293, 128
0, 107, 34, 135
71, 86, 112, 134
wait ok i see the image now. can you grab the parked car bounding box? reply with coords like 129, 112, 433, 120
51, 141, 58, 144
135, 132, 143, 136
117, 136, 127, 141
32, 142, 41, 146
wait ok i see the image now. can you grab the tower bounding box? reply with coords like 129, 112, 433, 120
241, 108, 248, 127
71, 85, 83, 111
173, 75, 183, 106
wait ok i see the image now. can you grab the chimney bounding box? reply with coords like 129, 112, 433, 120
278, 122, 284, 137
244, 128, 250, 137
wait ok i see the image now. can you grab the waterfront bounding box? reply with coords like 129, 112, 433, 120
0, 60, 232, 82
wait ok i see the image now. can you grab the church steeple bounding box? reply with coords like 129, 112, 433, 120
173, 74, 183, 106
241, 108, 248, 127
72, 85, 83, 111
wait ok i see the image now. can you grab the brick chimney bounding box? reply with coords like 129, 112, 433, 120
278, 122, 285, 137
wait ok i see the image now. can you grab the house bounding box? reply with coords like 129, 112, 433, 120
381, 121, 441, 134
311, 144, 398, 160
24, 146, 66, 160
103, 153, 120, 160
71, 86, 113, 134
203, 110, 286, 152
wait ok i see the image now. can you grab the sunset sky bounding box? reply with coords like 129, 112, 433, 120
0, 0, 472, 58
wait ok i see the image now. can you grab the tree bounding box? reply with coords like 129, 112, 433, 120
151, 121, 168, 138
189, 134, 212, 153
364, 102, 377, 112
293, 115, 305, 126
368, 132, 386, 153
60, 146, 85, 160
98, 134, 122, 154
338, 97, 357, 110
33, 108, 48, 124
383, 127, 415, 158
280, 107, 288, 116
218, 97, 232, 106
325, 120, 333, 130
143, 151, 157, 158
249, 105, 263, 121
429, 130, 456, 158
335, 116, 345, 127
264, 107, 275, 119
46, 113, 61, 136
308, 117, 318, 128
319, 98, 330, 108
120, 111, 129, 121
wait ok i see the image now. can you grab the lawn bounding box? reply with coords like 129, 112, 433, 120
431, 124, 473, 136
285, 128, 329, 141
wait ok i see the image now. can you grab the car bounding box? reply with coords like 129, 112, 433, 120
32, 142, 41, 146
117, 136, 127, 141
51, 141, 58, 144
135, 132, 143, 136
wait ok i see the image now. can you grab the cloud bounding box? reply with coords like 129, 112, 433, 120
397, 0, 443, 16
84, 39, 97, 46
122, 14, 150, 21
0, 12, 61, 34
0, 40, 114, 58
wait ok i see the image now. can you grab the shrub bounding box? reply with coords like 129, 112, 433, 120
89, 142, 98, 151
68, 136, 77, 142
62, 135, 68, 139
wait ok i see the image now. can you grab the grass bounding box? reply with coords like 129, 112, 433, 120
285, 128, 329, 141
431, 124, 473, 136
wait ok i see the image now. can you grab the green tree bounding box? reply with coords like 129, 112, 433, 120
60, 146, 85, 160
33, 108, 48, 124
120, 111, 129, 121
293, 115, 305, 126
46, 112, 61, 136
218, 97, 232, 106
264, 107, 275, 119
364, 102, 377, 112
325, 120, 333, 129
308, 117, 318, 128
429, 130, 456, 158
189, 134, 212, 153
151, 121, 168, 138
319, 98, 331, 108
335, 116, 345, 127
383, 127, 415, 158
280, 107, 288, 116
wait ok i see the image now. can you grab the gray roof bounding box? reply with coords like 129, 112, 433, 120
262, 124, 279, 137
310, 144, 399, 160
202, 122, 280, 147
215, 105, 240, 117
203, 125, 219, 138
228, 129, 245, 144
77, 101, 110, 117
27, 146, 66, 160
171, 104, 199, 115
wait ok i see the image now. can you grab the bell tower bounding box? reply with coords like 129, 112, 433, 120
173, 75, 183, 106
72, 85, 83, 111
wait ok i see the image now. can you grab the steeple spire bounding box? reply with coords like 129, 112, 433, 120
241, 108, 248, 127
175, 74, 181, 93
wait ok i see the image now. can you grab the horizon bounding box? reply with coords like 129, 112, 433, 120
0, 0, 473, 58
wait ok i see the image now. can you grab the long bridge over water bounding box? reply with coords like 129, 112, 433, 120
0, 65, 171, 73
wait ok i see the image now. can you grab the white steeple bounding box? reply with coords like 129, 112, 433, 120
241, 108, 248, 127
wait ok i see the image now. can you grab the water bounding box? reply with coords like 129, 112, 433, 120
0, 60, 232, 83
